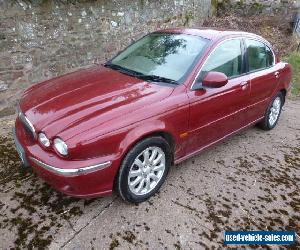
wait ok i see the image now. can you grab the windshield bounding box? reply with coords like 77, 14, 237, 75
109, 33, 209, 82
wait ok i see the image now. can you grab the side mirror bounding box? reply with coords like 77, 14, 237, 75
202, 71, 228, 88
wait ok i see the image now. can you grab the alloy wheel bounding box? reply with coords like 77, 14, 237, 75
128, 146, 166, 196
269, 96, 281, 126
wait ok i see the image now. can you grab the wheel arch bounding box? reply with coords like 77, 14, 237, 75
121, 130, 176, 165
113, 127, 177, 191
279, 88, 287, 104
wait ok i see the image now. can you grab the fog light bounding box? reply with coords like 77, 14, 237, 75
38, 133, 50, 147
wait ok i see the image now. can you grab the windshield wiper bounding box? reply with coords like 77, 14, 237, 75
138, 74, 178, 84
104, 63, 178, 84
104, 63, 143, 77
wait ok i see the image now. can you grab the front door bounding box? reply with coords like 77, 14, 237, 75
186, 38, 250, 155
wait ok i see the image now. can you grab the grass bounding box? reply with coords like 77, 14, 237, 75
284, 52, 300, 97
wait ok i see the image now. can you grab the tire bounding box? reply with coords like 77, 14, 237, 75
117, 136, 172, 203
258, 92, 283, 130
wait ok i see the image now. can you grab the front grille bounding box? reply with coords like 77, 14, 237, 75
18, 109, 37, 139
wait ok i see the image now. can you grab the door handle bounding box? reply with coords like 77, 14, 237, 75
240, 81, 248, 86
240, 81, 249, 90
275, 71, 280, 78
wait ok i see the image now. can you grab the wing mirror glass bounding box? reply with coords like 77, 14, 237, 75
200, 71, 228, 89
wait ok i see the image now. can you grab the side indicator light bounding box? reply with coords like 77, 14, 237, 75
180, 132, 189, 138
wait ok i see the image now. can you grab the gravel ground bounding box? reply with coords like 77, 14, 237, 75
0, 100, 299, 249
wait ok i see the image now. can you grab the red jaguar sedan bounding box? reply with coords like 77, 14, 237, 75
14, 28, 292, 203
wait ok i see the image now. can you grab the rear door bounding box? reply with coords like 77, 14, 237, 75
244, 39, 281, 121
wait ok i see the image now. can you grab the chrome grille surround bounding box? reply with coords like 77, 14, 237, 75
17, 104, 37, 139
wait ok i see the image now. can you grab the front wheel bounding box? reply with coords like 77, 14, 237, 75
116, 136, 172, 203
258, 92, 283, 130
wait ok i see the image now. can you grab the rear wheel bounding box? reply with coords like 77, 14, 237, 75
258, 92, 283, 130
117, 136, 172, 203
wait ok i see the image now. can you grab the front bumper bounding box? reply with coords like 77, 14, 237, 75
13, 119, 120, 198
29, 156, 111, 176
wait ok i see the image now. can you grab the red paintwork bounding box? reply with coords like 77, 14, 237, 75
15, 28, 292, 198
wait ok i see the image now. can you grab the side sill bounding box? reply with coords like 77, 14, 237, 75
174, 116, 264, 165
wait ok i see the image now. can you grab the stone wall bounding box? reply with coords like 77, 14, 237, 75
0, 0, 211, 118
217, 0, 299, 18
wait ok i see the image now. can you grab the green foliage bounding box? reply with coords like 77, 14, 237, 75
250, 2, 264, 12
140, 0, 145, 8
284, 52, 300, 96
211, 0, 219, 15
183, 11, 194, 26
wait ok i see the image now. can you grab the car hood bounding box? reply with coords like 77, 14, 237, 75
20, 65, 174, 141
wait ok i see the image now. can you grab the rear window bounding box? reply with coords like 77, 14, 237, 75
246, 39, 274, 72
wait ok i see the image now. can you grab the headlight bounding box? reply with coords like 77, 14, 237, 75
38, 133, 50, 147
53, 138, 68, 156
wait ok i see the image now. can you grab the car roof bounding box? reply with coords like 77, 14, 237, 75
156, 28, 269, 44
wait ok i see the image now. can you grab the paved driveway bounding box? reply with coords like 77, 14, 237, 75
0, 100, 299, 249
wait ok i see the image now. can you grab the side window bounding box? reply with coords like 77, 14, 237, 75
246, 39, 274, 72
198, 39, 242, 80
